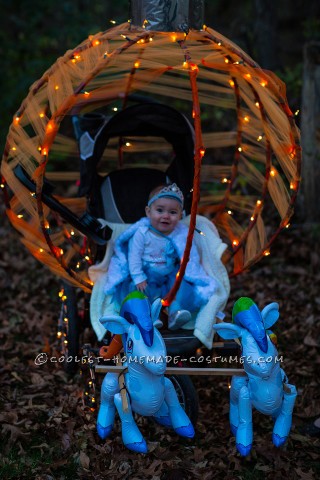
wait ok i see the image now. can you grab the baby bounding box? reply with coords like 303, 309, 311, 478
104, 183, 217, 330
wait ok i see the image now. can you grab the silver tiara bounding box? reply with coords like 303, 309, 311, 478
148, 183, 184, 207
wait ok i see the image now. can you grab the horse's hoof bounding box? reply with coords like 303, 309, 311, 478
125, 439, 148, 453
236, 443, 252, 456
97, 423, 113, 440
154, 415, 172, 427
272, 433, 287, 447
174, 423, 195, 438
230, 424, 238, 436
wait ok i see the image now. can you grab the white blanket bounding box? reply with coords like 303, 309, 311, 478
88, 215, 230, 349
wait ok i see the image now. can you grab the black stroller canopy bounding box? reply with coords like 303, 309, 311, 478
77, 102, 195, 211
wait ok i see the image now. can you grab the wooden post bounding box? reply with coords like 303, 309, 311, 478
301, 42, 320, 222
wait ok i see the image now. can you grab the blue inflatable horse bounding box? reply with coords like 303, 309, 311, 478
97, 291, 195, 453
214, 297, 297, 456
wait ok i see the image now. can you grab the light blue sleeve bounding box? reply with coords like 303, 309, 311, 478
128, 229, 147, 285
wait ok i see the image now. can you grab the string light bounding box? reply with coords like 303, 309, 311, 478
113, 107, 118, 112
264, 250, 270, 256
134, 61, 140, 68
243, 116, 250, 123
270, 169, 276, 177
17, 214, 23, 218
0, 184, 5, 189
54, 85, 59, 90
229, 79, 235, 87
224, 58, 230, 64
110, 20, 116, 24
238, 146, 242, 152
125, 142, 131, 147
294, 110, 300, 116
232, 239, 239, 247
227, 210, 233, 215
256, 200, 262, 206
260, 81, 267, 87
221, 177, 229, 184
257, 135, 263, 142
255, 101, 260, 108
250, 216, 255, 221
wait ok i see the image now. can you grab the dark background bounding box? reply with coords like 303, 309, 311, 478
1, 1, 320, 479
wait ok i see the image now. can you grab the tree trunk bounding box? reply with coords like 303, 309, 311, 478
254, 0, 278, 70
301, 42, 320, 222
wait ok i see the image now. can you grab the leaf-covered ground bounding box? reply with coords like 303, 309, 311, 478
1, 209, 319, 480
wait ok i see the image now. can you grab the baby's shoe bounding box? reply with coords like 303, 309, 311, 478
168, 310, 191, 330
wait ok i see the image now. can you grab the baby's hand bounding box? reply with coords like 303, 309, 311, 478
136, 281, 147, 292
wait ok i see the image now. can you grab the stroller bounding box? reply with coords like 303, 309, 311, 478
13, 97, 232, 424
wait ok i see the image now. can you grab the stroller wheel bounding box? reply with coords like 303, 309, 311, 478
169, 374, 199, 426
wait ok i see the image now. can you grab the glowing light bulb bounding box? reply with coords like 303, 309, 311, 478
260, 81, 267, 87
255, 101, 260, 108
113, 107, 118, 111
264, 250, 270, 256
17, 214, 23, 218
222, 177, 229, 184
229, 80, 235, 87
134, 61, 140, 68
238, 146, 242, 152
270, 169, 276, 177
125, 142, 131, 147
244, 116, 250, 122
256, 200, 262, 206
257, 135, 263, 141
225, 58, 230, 64
227, 210, 232, 215
250, 216, 255, 221
232, 239, 239, 247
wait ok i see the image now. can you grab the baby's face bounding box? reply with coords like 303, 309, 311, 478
145, 197, 182, 235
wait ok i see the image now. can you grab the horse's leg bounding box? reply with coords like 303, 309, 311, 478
163, 377, 195, 438
230, 376, 248, 436
153, 400, 172, 427
236, 385, 253, 456
272, 383, 297, 447
97, 373, 119, 439
114, 392, 148, 453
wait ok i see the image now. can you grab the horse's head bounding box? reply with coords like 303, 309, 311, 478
99, 292, 166, 375
214, 297, 280, 379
